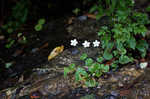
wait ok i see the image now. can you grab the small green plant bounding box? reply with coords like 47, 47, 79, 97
64, 53, 117, 87
146, 5, 150, 12
64, 0, 150, 87
34, 18, 46, 31
1, 0, 29, 34
5, 39, 15, 48
72, 8, 81, 15
0, 0, 29, 48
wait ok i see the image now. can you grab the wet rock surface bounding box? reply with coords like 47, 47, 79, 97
0, 18, 150, 99
66, 17, 110, 40
0, 45, 150, 99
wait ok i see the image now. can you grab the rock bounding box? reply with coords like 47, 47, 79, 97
66, 19, 100, 40
77, 15, 88, 21
110, 91, 119, 97
0, 46, 149, 99
66, 16, 111, 40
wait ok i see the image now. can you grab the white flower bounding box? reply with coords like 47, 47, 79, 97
82, 40, 90, 48
70, 39, 78, 46
93, 40, 100, 47
140, 62, 148, 69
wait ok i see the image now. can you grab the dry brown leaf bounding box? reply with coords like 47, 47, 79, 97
48, 45, 64, 61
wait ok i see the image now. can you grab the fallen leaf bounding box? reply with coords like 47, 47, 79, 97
48, 45, 64, 61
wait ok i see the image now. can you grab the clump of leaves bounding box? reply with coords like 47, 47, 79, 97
64, 0, 149, 87
72, 8, 81, 15
89, 0, 149, 65
0, 0, 29, 48
1, 0, 29, 34
5, 38, 15, 48
97, 2, 149, 63
146, 5, 150, 12
64, 53, 117, 87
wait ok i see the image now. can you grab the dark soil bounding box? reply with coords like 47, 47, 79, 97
0, 15, 73, 90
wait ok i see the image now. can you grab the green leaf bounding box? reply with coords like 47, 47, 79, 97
88, 63, 101, 73
102, 65, 110, 73
20, 8, 28, 23
100, 64, 105, 69
139, 25, 147, 37
19, 36, 27, 44
7, 28, 13, 34
98, 30, 105, 36
80, 53, 88, 60
127, 36, 136, 49
106, 42, 114, 52
103, 50, 113, 60
96, 12, 103, 20
98, 26, 108, 36
96, 6, 104, 20
96, 57, 104, 63
109, 0, 117, 15
77, 67, 88, 77
111, 63, 118, 71
5, 40, 15, 48
34, 24, 42, 31
136, 40, 148, 57
111, 63, 117, 68
116, 41, 123, 51
64, 64, 76, 77
1, 24, 8, 29
85, 79, 97, 87
101, 26, 108, 30
85, 58, 94, 66
120, 48, 127, 55
38, 18, 46, 25
73, 8, 80, 15
141, 52, 146, 58
75, 67, 88, 81
69, 63, 75, 70
64, 67, 71, 77
119, 55, 132, 64
75, 71, 83, 81
17, 32, 22, 37
95, 71, 102, 77
113, 50, 119, 56
89, 5, 98, 13
146, 6, 150, 12
5, 62, 13, 68
136, 40, 148, 52
101, 34, 111, 48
